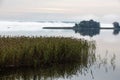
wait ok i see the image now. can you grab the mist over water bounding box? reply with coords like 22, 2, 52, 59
0, 21, 74, 31
0, 21, 113, 31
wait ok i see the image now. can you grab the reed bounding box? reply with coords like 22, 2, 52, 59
0, 36, 96, 68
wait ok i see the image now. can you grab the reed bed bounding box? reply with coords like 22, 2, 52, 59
0, 36, 96, 68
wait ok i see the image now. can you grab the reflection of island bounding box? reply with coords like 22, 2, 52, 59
74, 28, 100, 37
73, 20, 100, 37
113, 22, 120, 35
113, 29, 120, 35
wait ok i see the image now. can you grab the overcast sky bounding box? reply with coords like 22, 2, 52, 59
0, 0, 120, 23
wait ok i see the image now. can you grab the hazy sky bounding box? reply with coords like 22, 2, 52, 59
0, 0, 120, 22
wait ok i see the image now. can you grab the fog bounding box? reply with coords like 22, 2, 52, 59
0, 0, 120, 23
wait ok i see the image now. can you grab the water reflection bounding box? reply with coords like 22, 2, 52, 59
73, 28, 120, 37
96, 53, 116, 72
0, 60, 96, 80
0, 63, 93, 80
113, 29, 120, 35
74, 28, 100, 37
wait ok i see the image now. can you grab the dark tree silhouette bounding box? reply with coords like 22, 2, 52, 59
74, 19, 100, 29
113, 22, 120, 35
73, 20, 100, 37
113, 22, 120, 28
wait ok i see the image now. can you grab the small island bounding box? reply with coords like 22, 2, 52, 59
113, 22, 120, 35
73, 20, 100, 37
73, 19, 100, 29
113, 22, 120, 28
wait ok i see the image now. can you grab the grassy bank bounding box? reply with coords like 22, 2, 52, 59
0, 37, 96, 68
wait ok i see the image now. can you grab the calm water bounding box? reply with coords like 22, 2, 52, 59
0, 21, 120, 80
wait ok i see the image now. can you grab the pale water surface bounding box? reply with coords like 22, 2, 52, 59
0, 21, 120, 80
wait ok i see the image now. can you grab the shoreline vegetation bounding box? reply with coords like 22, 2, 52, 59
0, 36, 96, 69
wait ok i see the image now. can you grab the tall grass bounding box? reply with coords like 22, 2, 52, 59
0, 36, 96, 68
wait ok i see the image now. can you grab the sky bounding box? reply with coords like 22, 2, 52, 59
0, 0, 120, 23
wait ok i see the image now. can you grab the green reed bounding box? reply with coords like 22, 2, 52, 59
0, 36, 95, 68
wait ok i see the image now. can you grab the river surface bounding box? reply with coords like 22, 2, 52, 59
0, 21, 120, 80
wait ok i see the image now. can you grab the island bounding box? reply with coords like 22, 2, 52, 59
113, 22, 120, 28
73, 20, 100, 37
73, 19, 100, 29
113, 22, 120, 35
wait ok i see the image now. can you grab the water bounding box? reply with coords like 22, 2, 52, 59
0, 21, 120, 80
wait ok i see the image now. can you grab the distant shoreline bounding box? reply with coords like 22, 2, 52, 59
43, 27, 120, 30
